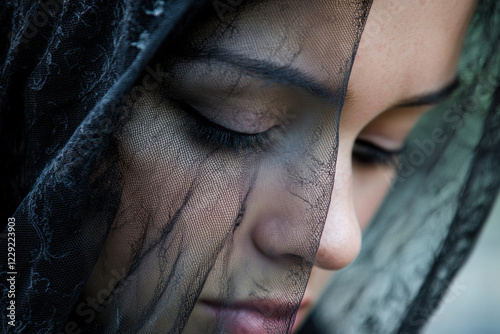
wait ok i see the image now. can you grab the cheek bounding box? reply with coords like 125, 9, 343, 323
352, 162, 394, 231
118, 89, 250, 220
85, 90, 255, 314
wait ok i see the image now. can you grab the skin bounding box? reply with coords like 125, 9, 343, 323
80, 0, 478, 333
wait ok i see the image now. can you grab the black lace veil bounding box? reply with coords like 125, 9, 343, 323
1, 1, 373, 333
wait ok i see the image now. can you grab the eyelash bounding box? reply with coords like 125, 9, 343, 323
179, 101, 273, 152
352, 139, 401, 168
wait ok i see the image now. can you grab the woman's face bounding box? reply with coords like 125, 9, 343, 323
84, 0, 477, 332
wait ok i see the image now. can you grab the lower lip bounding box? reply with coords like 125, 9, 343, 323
199, 302, 293, 334
292, 306, 307, 332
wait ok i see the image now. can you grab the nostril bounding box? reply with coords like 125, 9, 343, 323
264, 244, 311, 263
281, 253, 314, 269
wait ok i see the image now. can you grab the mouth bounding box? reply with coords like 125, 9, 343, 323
199, 298, 302, 333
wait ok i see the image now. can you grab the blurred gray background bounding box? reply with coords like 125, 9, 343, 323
424, 192, 500, 334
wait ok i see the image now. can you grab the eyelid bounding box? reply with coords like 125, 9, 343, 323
174, 94, 287, 136
180, 100, 270, 136
177, 99, 277, 152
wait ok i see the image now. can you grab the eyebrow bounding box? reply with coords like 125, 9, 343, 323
395, 77, 460, 108
182, 48, 344, 103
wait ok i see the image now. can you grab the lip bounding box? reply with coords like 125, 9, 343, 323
199, 299, 299, 333
292, 298, 312, 332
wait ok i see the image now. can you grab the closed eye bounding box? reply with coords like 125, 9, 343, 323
176, 99, 276, 152
352, 139, 401, 168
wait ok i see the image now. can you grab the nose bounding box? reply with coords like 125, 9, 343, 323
250, 146, 361, 271
313, 158, 361, 270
